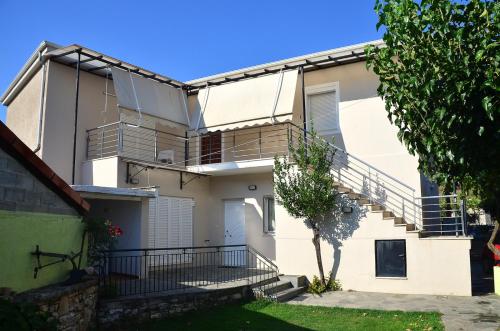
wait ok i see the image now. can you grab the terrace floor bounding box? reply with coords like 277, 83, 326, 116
104, 266, 276, 297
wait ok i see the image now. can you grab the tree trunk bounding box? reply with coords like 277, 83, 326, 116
310, 221, 326, 286
487, 220, 500, 256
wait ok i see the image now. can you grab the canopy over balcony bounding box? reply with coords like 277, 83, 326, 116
190, 70, 299, 133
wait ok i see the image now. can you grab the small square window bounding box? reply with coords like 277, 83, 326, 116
375, 240, 406, 277
263, 196, 275, 233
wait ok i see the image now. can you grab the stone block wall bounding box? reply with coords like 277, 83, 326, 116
98, 285, 252, 328
14, 278, 98, 331
0, 149, 77, 215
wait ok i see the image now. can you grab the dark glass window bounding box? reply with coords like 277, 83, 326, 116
375, 240, 406, 277
263, 196, 275, 233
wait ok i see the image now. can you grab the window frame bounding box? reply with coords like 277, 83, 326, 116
263, 195, 276, 234
374, 239, 407, 278
305, 82, 340, 135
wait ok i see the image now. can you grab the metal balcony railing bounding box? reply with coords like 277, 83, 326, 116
86, 121, 298, 167
86, 121, 466, 236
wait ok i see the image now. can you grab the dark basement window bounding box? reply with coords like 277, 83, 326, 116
375, 240, 407, 277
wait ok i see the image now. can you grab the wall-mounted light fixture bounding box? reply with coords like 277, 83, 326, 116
342, 206, 353, 214
248, 185, 257, 191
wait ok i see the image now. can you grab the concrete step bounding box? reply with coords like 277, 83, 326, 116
393, 217, 405, 225
370, 204, 385, 212
279, 275, 308, 288
276, 286, 308, 302
357, 198, 371, 205
382, 211, 395, 219
337, 186, 352, 193
263, 280, 293, 295
406, 223, 416, 231
347, 192, 362, 200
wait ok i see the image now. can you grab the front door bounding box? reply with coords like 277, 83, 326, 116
224, 199, 246, 266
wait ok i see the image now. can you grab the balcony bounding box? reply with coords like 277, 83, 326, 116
86, 121, 301, 172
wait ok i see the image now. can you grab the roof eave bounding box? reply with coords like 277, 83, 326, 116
0, 41, 61, 106
187, 39, 385, 86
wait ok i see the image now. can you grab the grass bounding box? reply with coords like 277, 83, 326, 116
131, 300, 444, 331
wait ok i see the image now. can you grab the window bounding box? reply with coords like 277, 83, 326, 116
306, 83, 339, 136
263, 196, 275, 233
375, 240, 406, 277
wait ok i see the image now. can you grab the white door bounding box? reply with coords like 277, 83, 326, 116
224, 199, 246, 266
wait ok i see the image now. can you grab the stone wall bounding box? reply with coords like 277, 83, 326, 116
98, 285, 252, 329
0, 149, 77, 215
14, 278, 98, 331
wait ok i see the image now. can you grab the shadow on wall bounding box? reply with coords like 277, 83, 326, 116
329, 131, 389, 207
304, 194, 367, 280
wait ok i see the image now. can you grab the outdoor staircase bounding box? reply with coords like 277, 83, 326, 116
259, 275, 308, 302
334, 181, 420, 236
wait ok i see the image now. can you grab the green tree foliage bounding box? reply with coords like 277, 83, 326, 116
365, 0, 499, 218
273, 132, 339, 285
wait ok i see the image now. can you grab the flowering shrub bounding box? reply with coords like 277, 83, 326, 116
106, 220, 123, 238
85, 218, 123, 267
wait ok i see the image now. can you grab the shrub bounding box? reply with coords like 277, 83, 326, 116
0, 299, 57, 331
308, 273, 342, 294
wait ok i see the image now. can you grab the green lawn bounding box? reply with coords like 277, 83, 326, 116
133, 300, 444, 331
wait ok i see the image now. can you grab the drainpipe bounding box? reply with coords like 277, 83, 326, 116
33, 51, 47, 153
71, 52, 81, 185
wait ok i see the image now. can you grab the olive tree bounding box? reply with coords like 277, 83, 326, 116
366, 0, 499, 254
273, 132, 339, 285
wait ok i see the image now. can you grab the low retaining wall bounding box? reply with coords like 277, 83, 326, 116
98, 285, 253, 328
14, 278, 98, 331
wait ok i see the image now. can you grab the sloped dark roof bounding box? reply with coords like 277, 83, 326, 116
0, 121, 90, 215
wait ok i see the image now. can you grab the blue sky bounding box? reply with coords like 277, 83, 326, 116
0, 0, 382, 121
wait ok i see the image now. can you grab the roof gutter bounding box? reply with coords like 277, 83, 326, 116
0, 41, 60, 105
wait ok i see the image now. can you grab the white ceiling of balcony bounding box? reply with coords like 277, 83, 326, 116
190, 69, 298, 132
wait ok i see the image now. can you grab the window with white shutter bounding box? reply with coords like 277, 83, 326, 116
148, 196, 193, 265
306, 83, 340, 136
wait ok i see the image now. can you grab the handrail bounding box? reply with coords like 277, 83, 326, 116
247, 245, 279, 270
287, 121, 415, 192
100, 244, 246, 253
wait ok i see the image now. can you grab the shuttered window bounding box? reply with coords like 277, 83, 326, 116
148, 196, 193, 264
306, 87, 339, 135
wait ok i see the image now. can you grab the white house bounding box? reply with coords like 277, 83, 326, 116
1, 40, 473, 297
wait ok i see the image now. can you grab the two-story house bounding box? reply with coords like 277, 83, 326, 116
1, 40, 473, 296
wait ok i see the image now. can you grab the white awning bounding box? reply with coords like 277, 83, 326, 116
111, 67, 189, 127
190, 69, 298, 132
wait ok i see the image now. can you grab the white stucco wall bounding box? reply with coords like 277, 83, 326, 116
275, 201, 472, 296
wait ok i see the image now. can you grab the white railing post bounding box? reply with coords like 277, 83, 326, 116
154, 130, 158, 162
258, 127, 262, 159
118, 122, 123, 156
460, 198, 467, 236
100, 128, 104, 158
368, 167, 372, 201
412, 192, 417, 228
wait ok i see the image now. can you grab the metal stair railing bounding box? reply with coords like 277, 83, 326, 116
286, 123, 423, 230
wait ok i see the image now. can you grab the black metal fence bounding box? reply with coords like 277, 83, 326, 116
96, 245, 279, 298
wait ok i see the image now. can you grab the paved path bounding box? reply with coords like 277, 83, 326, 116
288, 291, 500, 331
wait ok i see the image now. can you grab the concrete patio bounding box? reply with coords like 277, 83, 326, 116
288, 291, 500, 331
